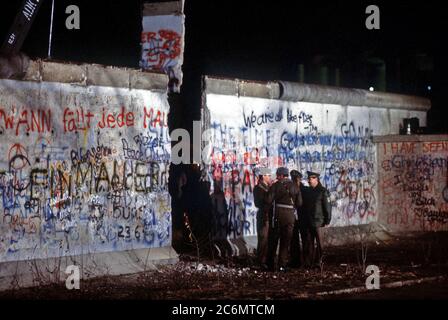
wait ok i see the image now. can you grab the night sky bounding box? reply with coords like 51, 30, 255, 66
1, 0, 446, 132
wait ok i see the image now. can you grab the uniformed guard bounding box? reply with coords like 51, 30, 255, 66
266, 167, 302, 272
301, 171, 332, 268
253, 167, 272, 269
289, 169, 304, 268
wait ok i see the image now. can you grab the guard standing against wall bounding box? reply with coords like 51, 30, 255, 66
266, 167, 302, 272
301, 171, 332, 268
253, 167, 272, 270
210, 179, 232, 256
289, 170, 305, 268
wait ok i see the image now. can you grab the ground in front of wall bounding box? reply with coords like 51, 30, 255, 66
0, 233, 447, 300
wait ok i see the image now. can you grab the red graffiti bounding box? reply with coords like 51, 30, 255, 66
98, 107, 135, 129
423, 141, 448, 153
141, 29, 181, 71
382, 142, 416, 155
0, 107, 51, 136
63, 106, 136, 132
63, 107, 95, 132
143, 107, 167, 128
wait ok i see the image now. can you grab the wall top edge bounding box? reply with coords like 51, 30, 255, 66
1, 59, 169, 91
204, 76, 431, 112
373, 135, 448, 143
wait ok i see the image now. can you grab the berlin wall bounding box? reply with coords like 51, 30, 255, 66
140, 1, 185, 90
0, 60, 441, 288
201, 76, 431, 248
376, 135, 448, 232
0, 60, 176, 289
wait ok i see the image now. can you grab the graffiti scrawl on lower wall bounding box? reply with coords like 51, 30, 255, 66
0, 79, 171, 262
379, 140, 448, 231
203, 94, 378, 239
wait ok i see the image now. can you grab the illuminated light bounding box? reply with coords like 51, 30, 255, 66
427, 85, 432, 91
369, 87, 374, 92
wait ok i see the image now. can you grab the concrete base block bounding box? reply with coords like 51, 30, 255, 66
322, 222, 394, 247
0, 246, 178, 291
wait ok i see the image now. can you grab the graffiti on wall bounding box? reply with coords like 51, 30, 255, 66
0, 80, 171, 262
140, 15, 184, 89
204, 95, 378, 239
141, 30, 181, 72
379, 141, 448, 230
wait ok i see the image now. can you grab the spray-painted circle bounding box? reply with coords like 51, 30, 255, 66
8, 144, 30, 170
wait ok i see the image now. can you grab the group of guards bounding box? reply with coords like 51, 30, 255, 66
253, 167, 332, 272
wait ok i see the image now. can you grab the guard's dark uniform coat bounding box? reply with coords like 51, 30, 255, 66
266, 178, 302, 270
290, 183, 307, 268
300, 183, 331, 267
253, 181, 271, 265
